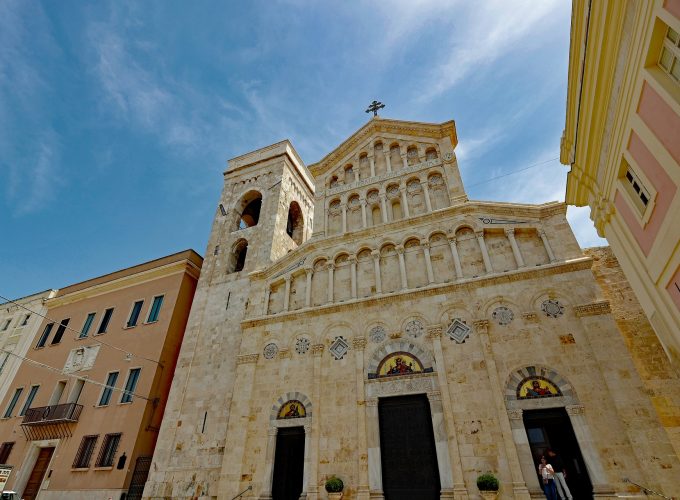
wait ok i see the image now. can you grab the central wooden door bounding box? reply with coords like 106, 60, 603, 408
22, 446, 54, 500
379, 395, 440, 500
272, 426, 305, 500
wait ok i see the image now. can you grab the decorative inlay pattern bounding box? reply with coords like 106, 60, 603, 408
446, 319, 471, 344
263, 343, 279, 360
541, 299, 565, 318
295, 337, 310, 355
236, 354, 259, 365
369, 326, 386, 343
492, 306, 514, 326
404, 320, 424, 338
329, 336, 349, 360
573, 301, 611, 317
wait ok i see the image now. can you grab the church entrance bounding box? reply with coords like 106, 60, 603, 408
523, 408, 593, 499
378, 394, 440, 500
271, 426, 304, 500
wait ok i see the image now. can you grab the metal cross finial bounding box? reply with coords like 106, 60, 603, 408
365, 100, 385, 117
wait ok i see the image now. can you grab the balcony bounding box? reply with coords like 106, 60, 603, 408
21, 403, 83, 440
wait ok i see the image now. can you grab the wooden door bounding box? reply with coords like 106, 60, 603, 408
22, 447, 54, 500
379, 395, 440, 500
271, 426, 305, 500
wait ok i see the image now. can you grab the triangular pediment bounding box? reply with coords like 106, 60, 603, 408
308, 117, 457, 179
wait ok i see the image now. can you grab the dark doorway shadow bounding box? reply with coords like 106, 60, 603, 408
272, 426, 305, 500
524, 408, 593, 499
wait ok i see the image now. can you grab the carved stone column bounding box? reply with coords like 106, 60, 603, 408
539, 229, 557, 262
369, 155, 376, 178
350, 256, 358, 299
400, 186, 410, 218
341, 203, 348, 234
360, 199, 368, 228
354, 161, 360, 183
302, 424, 312, 498
474, 320, 531, 499
448, 238, 463, 280
421, 240, 435, 284
507, 409, 541, 493
427, 391, 455, 499
422, 180, 433, 212
327, 263, 335, 303
505, 228, 525, 268
379, 194, 388, 223
259, 427, 278, 499
353, 338, 370, 499
396, 245, 408, 290
366, 397, 384, 498
565, 405, 611, 494
304, 268, 313, 307
428, 326, 469, 499
308, 344, 325, 500
283, 276, 291, 312
384, 149, 392, 173
263, 285, 271, 315
371, 250, 382, 294
475, 231, 493, 274
401, 151, 408, 170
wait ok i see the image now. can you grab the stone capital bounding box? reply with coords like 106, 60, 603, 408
566, 404, 585, 416
352, 337, 367, 350
326, 262, 335, 271
507, 409, 523, 420
304, 267, 313, 276
426, 325, 443, 338
427, 390, 442, 401
371, 249, 381, 259
395, 245, 405, 255
421, 240, 430, 249
366, 398, 378, 407
475, 230, 485, 239
311, 344, 325, 356
347, 255, 358, 265
236, 353, 259, 365
504, 228, 515, 237
473, 319, 490, 334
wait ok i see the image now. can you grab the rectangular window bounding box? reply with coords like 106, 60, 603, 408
51, 318, 70, 345
0, 442, 14, 464
36, 323, 54, 348
127, 301, 144, 328
0, 353, 9, 375
146, 296, 164, 323
79, 313, 96, 338
96, 433, 121, 467
659, 25, 680, 83
1, 319, 12, 331
120, 368, 141, 403
97, 308, 114, 334
3, 388, 23, 418
621, 160, 652, 216
73, 435, 98, 468
98, 372, 119, 406
19, 385, 39, 417
20, 314, 30, 327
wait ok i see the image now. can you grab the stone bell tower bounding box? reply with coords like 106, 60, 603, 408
143, 140, 314, 499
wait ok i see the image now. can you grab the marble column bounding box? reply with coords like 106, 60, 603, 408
305, 268, 313, 307
327, 263, 335, 303
422, 181, 433, 212
301, 424, 312, 499
507, 409, 542, 493
400, 187, 410, 218
401, 152, 408, 170
396, 245, 408, 290
260, 427, 278, 498
475, 320, 531, 499
361, 199, 368, 228
324, 204, 329, 236
475, 231, 493, 274
428, 392, 455, 499
354, 165, 360, 183
384, 150, 392, 173
505, 228, 525, 268
566, 405, 612, 495
371, 250, 382, 294
422, 241, 435, 284
369, 156, 376, 177
308, 344, 325, 500
283, 276, 291, 312
428, 326, 469, 500
353, 338, 370, 499
366, 398, 384, 498
539, 229, 557, 263
350, 256, 358, 299
379, 194, 388, 224
448, 238, 463, 280
341, 203, 348, 234
263, 286, 271, 315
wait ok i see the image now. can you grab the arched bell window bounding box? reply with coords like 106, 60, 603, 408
235, 191, 262, 230
229, 239, 248, 273
286, 201, 304, 245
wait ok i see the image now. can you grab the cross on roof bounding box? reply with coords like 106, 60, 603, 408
365, 100, 385, 117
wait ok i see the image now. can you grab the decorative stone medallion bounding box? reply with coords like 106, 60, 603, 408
263, 343, 278, 360
443, 152, 454, 161
541, 299, 565, 318
492, 306, 514, 326
369, 326, 386, 343
446, 319, 471, 344
295, 337, 310, 355
329, 336, 349, 360
404, 319, 424, 338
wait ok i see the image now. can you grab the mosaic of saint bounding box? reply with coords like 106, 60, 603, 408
517, 377, 561, 399
277, 400, 306, 419
377, 352, 424, 378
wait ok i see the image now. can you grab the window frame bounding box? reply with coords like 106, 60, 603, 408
36, 323, 54, 348
0, 442, 14, 464
19, 385, 39, 417
3, 388, 24, 418
96, 308, 114, 335
0, 319, 11, 332
51, 318, 70, 345
126, 300, 144, 328
73, 435, 98, 469
98, 372, 119, 407
120, 368, 141, 404
659, 25, 680, 83
79, 312, 96, 339
19, 314, 30, 327
95, 433, 122, 468
145, 296, 164, 324
618, 153, 657, 226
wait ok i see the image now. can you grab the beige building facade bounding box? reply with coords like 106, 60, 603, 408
0, 250, 202, 499
145, 118, 680, 500
561, 0, 680, 365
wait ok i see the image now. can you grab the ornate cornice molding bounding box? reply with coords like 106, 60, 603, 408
573, 301, 611, 317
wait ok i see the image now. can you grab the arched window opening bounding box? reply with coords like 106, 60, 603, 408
235, 191, 262, 230
286, 201, 304, 245
426, 148, 438, 160
230, 239, 248, 273
329, 176, 339, 189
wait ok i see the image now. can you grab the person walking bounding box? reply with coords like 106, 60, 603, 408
538, 456, 558, 500
547, 449, 573, 500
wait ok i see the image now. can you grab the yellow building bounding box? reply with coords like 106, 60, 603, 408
561, 0, 680, 365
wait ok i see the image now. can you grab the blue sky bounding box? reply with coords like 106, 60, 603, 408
0, 0, 605, 300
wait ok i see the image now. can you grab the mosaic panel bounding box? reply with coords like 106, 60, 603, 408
263, 343, 278, 360
329, 336, 349, 360
541, 299, 565, 318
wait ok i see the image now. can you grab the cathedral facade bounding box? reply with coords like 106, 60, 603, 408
143, 118, 679, 499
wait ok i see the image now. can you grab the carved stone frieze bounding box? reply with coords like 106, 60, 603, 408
573, 301, 611, 317
369, 375, 435, 397
311, 344, 325, 356
236, 354, 259, 365
565, 404, 586, 416
352, 337, 367, 350
507, 409, 524, 420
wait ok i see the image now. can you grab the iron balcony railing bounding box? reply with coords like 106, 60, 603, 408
21, 403, 83, 426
